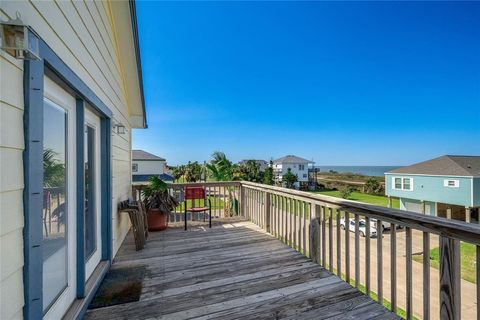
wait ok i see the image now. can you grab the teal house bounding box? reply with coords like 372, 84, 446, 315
385, 155, 480, 223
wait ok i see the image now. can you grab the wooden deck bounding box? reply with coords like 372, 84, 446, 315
85, 219, 399, 320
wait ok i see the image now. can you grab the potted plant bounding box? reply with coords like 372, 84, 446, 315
142, 176, 179, 231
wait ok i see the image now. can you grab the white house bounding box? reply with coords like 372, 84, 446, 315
0, 2, 146, 319
273, 155, 314, 189
132, 150, 173, 182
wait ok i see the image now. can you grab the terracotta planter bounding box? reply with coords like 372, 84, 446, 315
147, 208, 168, 231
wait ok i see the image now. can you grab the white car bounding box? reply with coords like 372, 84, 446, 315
339, 218, 378, 238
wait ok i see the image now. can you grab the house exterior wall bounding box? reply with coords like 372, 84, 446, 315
132, 160, 166, 175
385, 173, 473, 207
473, 178, 480, 207
0, 2, 140, 318
399, 198, 436, 215
274, 163, 309, 182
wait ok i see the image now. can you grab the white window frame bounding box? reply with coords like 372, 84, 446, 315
392, 176, 413, 191
443, 179, 459, 188
299, 164, 305, 171
132, 163, 138, 173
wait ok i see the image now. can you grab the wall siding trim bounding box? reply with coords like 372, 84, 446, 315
75, 99, 86, 299
23, 36, 113, 320
23, 58, 45, 320
101, 117, 113, 261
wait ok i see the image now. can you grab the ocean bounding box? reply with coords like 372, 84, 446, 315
315, 166, 400, 177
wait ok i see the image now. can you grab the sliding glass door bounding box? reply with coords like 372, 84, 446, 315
42, 77, 76, 319
84, 108, 102, 279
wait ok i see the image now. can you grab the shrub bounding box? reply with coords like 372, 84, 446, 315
339, 186, 354, 199
364, 178, 383, 195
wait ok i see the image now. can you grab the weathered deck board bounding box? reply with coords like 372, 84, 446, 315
85, 219, 399, 320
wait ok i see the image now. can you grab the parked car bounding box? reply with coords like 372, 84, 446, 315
339, 218, 377, 237
370, 218, 390, 231
371, 218, 404, 231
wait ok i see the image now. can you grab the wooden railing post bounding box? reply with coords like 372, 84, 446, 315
310, 215, 320, 264
239, 184, 244, 218
439, 236, 461, 320
265, 192, 271, 233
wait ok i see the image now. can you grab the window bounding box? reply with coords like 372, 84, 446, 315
132, 163, 138, 172
392, 177, 413, 191
394, 177, 402, 189
303, 174, 307, 178
299, 164, 305, 170
444, 179, 459, 188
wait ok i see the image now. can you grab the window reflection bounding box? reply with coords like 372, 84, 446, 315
85, 125, 96, 259
42, 99, 68, 312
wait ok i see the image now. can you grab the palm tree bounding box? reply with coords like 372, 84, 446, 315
206, 151, 234, 181
172, 165, 186, 182
206, 151, 238, 216
43, 149, 65, 188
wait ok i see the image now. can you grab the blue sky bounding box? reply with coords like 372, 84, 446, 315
133, 1, 480, 166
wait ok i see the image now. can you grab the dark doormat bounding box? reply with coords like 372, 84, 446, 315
88, 266, 146, 309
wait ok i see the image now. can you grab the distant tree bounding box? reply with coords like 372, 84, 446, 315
172, 165, 186, 182
206, 151, 238, 216
283, 168, 298, 189
263, 160, 274, 185
340, 186, 354, 199
364, 178, 383, 195
206, 151, 234, 181
235, 160, 262, 182
184, 161, 202, 182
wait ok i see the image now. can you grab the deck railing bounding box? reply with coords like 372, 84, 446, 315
133, 181, 242, 222
132, 180, 480, 319
240, 181, 480, 320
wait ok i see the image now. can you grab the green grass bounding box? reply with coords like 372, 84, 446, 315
412, 242, 477, 284
311, 190, 400, 209
174, 196, 225, 211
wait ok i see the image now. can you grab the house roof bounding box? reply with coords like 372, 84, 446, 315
273, 155, 313, 164
129, 0, 147, 128
386, 155, 480, 177
132, 150, 165, 161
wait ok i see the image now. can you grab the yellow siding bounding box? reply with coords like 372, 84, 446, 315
0, 1, 139, 318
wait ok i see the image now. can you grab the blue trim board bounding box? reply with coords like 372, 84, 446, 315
39, 40, 113, 119
76, 99, 86, 298
101, 118, 113, 261
23, 36, 114, 319
23, 58, 45, 320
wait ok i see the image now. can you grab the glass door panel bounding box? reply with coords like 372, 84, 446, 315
84, 108, 102, 279
85, 125, 96, 259
42, 99, 68, 312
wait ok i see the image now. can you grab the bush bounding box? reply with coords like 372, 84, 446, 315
364, 178, 384, 195
339, 186, 354, 199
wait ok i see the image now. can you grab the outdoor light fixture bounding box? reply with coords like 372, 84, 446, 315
113, 123, 126, 135
0, 12, 40, 60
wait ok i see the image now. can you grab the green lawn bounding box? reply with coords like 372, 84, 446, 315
311, 190, 400, 209
174, 196, 225, 211
412, 242, 476, 284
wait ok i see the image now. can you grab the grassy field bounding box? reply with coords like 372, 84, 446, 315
174, 196, 225, 211
412, 242, 477, 284
311, 190, 400, 209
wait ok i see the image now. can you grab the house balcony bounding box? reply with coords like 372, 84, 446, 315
88, 182, 480, 320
